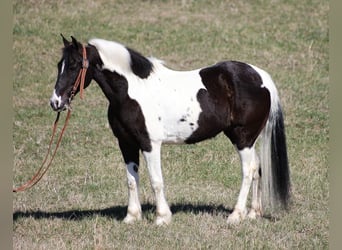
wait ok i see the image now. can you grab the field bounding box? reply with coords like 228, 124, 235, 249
13, 0, 329, 249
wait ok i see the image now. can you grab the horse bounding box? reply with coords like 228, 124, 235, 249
50, 35, 290, 225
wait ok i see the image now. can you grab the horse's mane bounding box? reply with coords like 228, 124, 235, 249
88, 38, 153, 79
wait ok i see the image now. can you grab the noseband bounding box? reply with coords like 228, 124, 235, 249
13, 45, 88, 192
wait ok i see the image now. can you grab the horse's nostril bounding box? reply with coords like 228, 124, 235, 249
50, 98, 61, 111
50, 100, 56, 110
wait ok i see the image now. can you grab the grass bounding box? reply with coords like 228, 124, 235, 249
13, 0, 328, 249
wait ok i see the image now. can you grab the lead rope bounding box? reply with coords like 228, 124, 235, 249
13, 45, 88, 192
13, 111, 69, 192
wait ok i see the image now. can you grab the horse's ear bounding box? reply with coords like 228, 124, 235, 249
71, 36, 79, 49
60, 33, 70, 47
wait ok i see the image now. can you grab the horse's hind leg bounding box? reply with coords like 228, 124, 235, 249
227, 146, 259, 224
143, 141, 172, 225
248, 151, 263, 219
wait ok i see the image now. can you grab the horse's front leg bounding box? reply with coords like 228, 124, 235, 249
143, 141, 172, 225
118, 141, 142, 224
124, 161, 142, 223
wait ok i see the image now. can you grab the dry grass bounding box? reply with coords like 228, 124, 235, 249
13, 0, 328, 249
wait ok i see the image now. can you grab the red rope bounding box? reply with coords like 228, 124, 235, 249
13, 111, 70, 192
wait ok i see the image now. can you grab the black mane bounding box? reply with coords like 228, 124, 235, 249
126, 47, 153, 79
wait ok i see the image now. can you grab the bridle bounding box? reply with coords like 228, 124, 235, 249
70, 45, 89, 101
13, 44, 89, 192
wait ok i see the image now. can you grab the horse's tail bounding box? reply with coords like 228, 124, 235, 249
258, 68, 290, 212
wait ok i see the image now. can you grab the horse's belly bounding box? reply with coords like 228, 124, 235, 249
160, 100, 202, 143
161, 120, 198, 144
138, 93, 203, 144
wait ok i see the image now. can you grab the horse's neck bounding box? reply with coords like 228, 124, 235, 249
92, 68, 123, 103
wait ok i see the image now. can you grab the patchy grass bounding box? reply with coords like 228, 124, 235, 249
13, 0, 328, 249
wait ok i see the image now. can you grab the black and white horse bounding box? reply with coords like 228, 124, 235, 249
50, 36, 290, 225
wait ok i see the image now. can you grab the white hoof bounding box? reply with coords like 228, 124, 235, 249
227, 209, 247, 225
155, 210, 172, 226
247, 208, 263, 220
123, 211, 142, 224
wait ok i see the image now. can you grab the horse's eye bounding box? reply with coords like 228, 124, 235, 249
69, 64, 77, 70
68, 60, 80, 70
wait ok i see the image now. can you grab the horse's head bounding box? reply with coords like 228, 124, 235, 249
50, 35, 92, 111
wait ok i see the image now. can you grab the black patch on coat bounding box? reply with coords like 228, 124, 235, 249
101, 70, 152, 153
88, 45, 152, 154
126, 47, 153, 79
185, 61, 270, 149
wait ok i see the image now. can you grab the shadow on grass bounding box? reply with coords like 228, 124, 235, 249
13, 203, 233, 222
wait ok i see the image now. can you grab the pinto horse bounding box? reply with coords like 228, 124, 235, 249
50, 35, 290, 225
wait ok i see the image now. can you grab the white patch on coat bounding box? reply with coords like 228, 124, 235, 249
88, 38, 132, 76
127, 65, 204, 144
89, 38, 206, 144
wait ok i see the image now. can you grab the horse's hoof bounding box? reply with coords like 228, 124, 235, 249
155, 211, 172, 226
123, 213, 142, 224
155, 215, 172, 226
227, 209, 247, 225
247, 208, 263, 220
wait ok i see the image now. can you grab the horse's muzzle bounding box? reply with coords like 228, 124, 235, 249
50, 90, 67, 111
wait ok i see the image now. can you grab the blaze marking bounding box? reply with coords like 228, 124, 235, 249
60, 60, 65, 75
